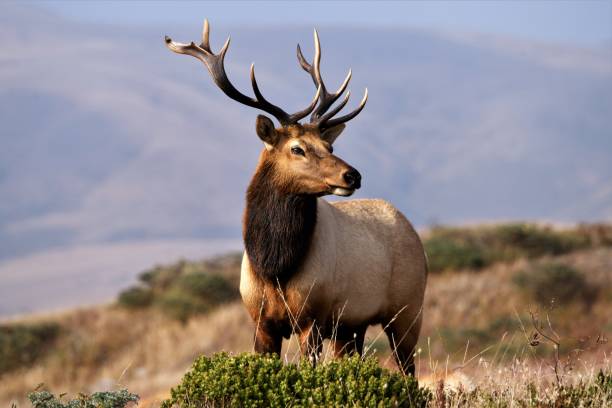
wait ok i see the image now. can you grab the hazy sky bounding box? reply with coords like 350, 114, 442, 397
29, 0, 612, 48
2, 1, 611, 317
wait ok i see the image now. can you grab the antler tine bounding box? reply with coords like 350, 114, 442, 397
166, 26, 286, 121
200, 19, 212, 52
249, 64, 297, 123
324, 88, 368, 129
297, 31, 353, 120
288, 84, 322, 123
297, 29, 363, 128
251, 62, 322, 123
166, 20, 320, 126
319, 90, 351, 124
296, 44, 318, 87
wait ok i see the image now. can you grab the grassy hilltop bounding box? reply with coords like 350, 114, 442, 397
1, 223, 611, 407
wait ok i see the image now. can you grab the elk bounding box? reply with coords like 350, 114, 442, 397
165, 21, 428, 375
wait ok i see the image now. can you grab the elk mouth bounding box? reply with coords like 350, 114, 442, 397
327, 185, 355, 197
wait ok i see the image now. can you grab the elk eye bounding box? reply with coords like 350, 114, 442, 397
291, 146, 305, 156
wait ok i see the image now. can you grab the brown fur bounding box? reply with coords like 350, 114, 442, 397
165, 22, 425, 372
243, 122, 358, 283
240, 120, 427, 376
243, 158, 317, 283
256, 121, 357, 195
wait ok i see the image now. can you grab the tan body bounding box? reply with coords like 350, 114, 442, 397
240, 198, 427, 367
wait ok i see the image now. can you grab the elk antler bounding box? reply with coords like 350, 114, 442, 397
297, 29, 368, 130
165, 20, 321, 126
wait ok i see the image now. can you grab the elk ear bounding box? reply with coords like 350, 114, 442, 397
321, 124, 346, 145
255, 115, 279, 150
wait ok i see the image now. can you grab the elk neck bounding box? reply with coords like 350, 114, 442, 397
243, 157, 317, 284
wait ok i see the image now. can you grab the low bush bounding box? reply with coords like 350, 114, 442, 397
0, 322, 61, 375
138, 263, 184, 289
28, 388, 138, 408
494, 223, 588, 258
117, 255, 241, 321
513, 263, 598, 308
424, 236, 488, 272
549, 370, 612, 407
152, 273, 238, 322
155, 290, 209, 323
424, 223, 606, 273
177, 273, 236, 304
117, 286, 153, 309
162, 353, 431, 407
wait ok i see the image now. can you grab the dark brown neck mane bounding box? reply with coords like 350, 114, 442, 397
243, 160, 317, 283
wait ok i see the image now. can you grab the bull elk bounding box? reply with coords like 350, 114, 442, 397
165, 20, 428, 375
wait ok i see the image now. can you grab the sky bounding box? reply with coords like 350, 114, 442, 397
1, 0, 611, 316
29, 0, 612, 48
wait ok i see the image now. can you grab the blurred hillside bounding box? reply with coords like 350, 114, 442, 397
1, 223, 610, 406
1, 3, 611, 264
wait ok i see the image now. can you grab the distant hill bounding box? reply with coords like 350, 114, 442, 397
1, 4, 611, 258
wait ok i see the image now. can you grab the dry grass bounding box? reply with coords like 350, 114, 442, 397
1, 247, 610, 407
1, 303, 254, 407
422, 248, 610, 355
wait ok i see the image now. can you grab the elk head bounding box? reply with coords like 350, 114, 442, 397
165, 20, 367, 196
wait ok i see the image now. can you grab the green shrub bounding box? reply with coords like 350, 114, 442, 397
155, 290, 209, 323
424, 223, 603, 273
151, 273, 239, 322
139, 262, 186, 289
513, 263, 598, 307
494, 224, 588, 258
162, 353, 431, 407
28, 388, 138, 408
177, 273, 238, 304
0, 322, 61, 374
117, 255, 241, 321
424, 236, 488, 272
576, 223, 612, 247
117, 286, 153, 309
549, 370, 612, 407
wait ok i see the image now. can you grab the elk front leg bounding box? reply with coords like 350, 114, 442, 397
254, 319, 282, 355
333, 327, 366, 357
299, 322, 324, 365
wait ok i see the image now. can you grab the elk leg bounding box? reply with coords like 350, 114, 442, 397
299, 322, 324, 365
385, 313, 422, 376
254, 319, 282, 355
333, 327, 366, 357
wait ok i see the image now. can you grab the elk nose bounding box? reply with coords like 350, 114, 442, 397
343, 168, 362, 189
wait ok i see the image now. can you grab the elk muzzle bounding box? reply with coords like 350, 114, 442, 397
343, 168, 361, 190
326, 165, 361, 197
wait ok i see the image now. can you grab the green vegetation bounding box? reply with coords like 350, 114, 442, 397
177, 272, 238, 304
163, 353, 430, 408
0, 322, 61, 375
424, 235, 488, 272
117, 254, 241, 322
117, 286, 153, 308
424, 223, 611, 273
513, 263, 598, 308
28, 389, 138, 408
